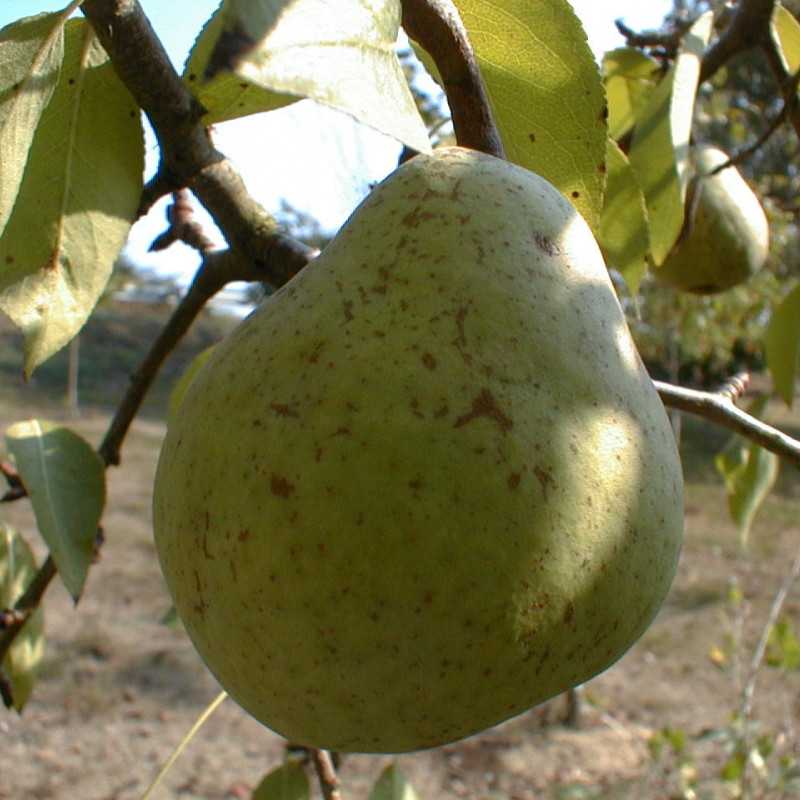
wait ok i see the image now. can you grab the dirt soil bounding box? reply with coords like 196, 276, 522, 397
2, 409, 800, 800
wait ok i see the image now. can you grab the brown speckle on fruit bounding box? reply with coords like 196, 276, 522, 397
421, 352, 437, 370
270, 402, 298, 417
270, 474, 295, 498
533, 465, 555, 498
533, 232, 559, 256
454, 389, 513, 433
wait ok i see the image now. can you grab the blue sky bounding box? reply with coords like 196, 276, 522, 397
3, 1, 671, 289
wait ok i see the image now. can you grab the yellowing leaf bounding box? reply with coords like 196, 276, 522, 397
766, 283, 800, 405
209, 0, 431, 153
602, 47, 661, 141
715, 397, 779, 549
599, 138, 650, 294
629, 12, 713, 265
0, 11, 66, 239
6, 419, 105, 601
183, 4, 296, 125
0, 524, 45, 711
771, 3, 800, 74
0, 19, 144, 377
708, 645, 728, 668
445, 0, 607, 231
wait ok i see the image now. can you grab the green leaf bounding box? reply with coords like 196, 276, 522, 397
183, 4, 296, 125
207, 0, 431, 153
0, 524, 45, 711
766, 283, 800, 406
0, 11, 66, 239
720, 750, 746, 782
0, 19, 144, 377
368, 764, 420, 800
714, 397, 779, 548
628, 12, 713, 265
160, 605, 182, 628
169, 345, 217, 421
771, 3, 800, 74
603, 47, 661, 141
599, 138, 650, 294
5, 420, 105, 601
438, 0, 607, 232
252, 761, 310, 800
766, 617, 800, 670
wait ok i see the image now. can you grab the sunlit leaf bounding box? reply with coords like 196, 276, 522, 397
206, 0, 430, 153
169, 345, 217, 421
0, 19, 144, 377
599, 138, 650, 294
629, 12, 713, 265
766, 283, 800, 405
5, 420, 105, 600
715, 397, 779, 548
416, 0, 606, 231
603, 47, 661, 141
771, 3, 800, 74
0, 524, 45, 711
0, 11, 66, 239
252, 760, 310, 800
183, 4, 295, 125
368, 764, 420, 800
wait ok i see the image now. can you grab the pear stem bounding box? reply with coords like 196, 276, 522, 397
311, 749, 343, 800
401, 0, 505, 159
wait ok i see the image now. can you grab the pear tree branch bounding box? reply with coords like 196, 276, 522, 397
709, 68, 800, 175
401, 0, 504, 158
699, 0, 776, 83
80, 0, 314, 288
656, 380, 800, 468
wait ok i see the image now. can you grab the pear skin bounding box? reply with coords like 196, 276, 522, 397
153, 147, 683, 753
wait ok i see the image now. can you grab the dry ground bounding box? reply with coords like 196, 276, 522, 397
1, 402, 800, 800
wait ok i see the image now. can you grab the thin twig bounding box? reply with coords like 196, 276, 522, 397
761, 33, 800, 142
311, 749, 343, 800
615, 18, 688, 56
98, 249, 267, 466
655, 381, 800, 468
149, 190, 216, 253
716, 372, 752, 403
401, 0, 504, 158
700, 0, 776, 84
710, 69, 800, 175
738, 548, 800, 795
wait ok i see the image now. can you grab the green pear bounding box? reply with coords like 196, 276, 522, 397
153, 146, 683, 753
655, 146, 769, 293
